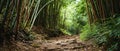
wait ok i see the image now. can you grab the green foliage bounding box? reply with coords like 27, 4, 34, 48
107, 43, 119, 51
60, 29, 71, 35
60, 0, 87, 35
80, 24, 99, 40
80, 14, 120, 50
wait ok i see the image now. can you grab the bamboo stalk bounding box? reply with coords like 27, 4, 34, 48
29, 0, 54, 31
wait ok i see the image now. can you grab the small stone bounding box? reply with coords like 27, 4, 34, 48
48, 49, 55, 51
61, 43, 67, 46
56, 43, 61, 45
31, 43, 40, 48
77, 43, 82, 46
69, 39, 77, 44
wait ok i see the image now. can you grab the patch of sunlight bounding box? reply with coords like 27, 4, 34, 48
76, 0, 81, 4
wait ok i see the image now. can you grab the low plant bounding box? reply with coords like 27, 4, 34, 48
80, 15, 120, 51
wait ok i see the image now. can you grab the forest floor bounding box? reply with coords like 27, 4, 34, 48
0, 33, 103, 51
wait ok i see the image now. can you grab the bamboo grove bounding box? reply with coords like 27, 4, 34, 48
83, 0, 120, 50
0, 0, 61, 43
34, 0, 62, 30
87, 0, 120, 24
0, 0, 120, 50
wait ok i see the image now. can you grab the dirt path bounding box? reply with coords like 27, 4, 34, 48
0, 34, 101, 51
13, 34, 101, 51
38, 35, 95, 51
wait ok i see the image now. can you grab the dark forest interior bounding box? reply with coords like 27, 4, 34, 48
0, 0, 120, 51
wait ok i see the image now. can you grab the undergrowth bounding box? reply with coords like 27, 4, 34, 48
80, 14, 120, 51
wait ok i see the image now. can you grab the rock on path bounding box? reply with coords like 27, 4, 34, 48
31, 35, 100, 51
9, 35, 101, 51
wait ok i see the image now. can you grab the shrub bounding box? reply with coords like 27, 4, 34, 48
80, 15, 120, 51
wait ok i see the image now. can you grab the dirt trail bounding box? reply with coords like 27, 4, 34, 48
0, 34, 101, 51
14, 34, 101, 51
39, 35, 94, 51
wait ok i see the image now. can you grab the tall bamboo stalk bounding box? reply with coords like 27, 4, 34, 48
87, 0, 120, 24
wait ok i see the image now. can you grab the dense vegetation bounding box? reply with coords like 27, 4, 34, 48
0, 0, 120, 51
80, 0, 120, 51
60, 0, 87, 35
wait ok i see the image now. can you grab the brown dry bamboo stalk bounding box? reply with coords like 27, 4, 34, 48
86, 0, 92, 24
16, 0, 22, 33
100, 0, 105, 23
89, 0, 97, 23
110, 0, 114, 16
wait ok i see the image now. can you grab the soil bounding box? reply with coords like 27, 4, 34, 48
0, 33, 103, 51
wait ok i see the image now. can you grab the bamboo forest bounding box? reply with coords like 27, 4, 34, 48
0, 0, 120, 51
